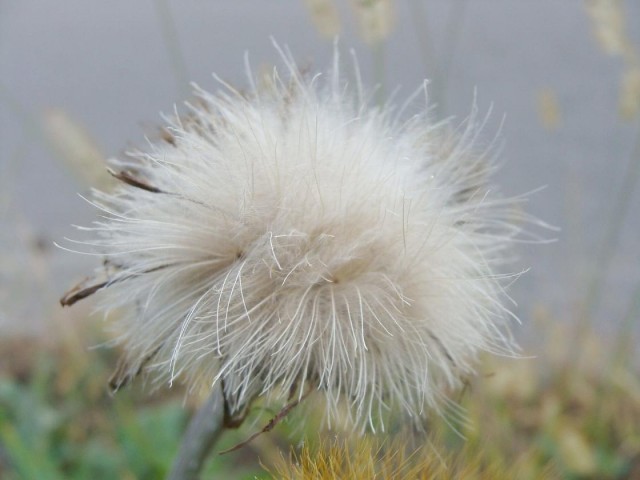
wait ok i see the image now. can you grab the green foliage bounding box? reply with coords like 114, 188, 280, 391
0, 340, 183, 479
0, 331, 301, 479
1, 321, 639, 479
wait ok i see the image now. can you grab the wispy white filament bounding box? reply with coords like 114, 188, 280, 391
67, 47, 528, 431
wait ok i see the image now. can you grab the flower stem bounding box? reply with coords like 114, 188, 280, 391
583, 117, 640, 322
168, 383, 226, 480
373, 41, 386, 107
153, 0, 190, 98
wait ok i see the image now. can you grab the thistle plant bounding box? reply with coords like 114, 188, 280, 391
60, 46, 527, 476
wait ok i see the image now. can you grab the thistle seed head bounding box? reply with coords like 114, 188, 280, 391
62, 47, 525, 431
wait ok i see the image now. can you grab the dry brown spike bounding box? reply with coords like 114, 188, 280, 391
218, 387, 314, 455
60, 277, 110, 307
107, 167, 165, 193
60, 264, 172, 307
108, 344, 163, 393
160, 127, 177, 146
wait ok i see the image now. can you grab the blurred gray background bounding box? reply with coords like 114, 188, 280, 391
1, 0, 639, 342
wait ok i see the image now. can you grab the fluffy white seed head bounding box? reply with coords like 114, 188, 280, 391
64, 49, 525, 431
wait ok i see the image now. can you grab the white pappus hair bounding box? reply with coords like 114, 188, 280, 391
61, 46, 528, 432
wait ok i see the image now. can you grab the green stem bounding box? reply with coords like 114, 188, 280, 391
583, 118, 640, 323
154, 0, 190, 98
409, 0, 441, 117
168, 383, 226, 480
409, 0, 436, 79
437, 0, 469, 116
373, 41, 386, 107
408, 0, 469, 119
610, 280, 640, 369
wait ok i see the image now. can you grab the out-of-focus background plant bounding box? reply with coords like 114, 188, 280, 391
1, 1, 639, 478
